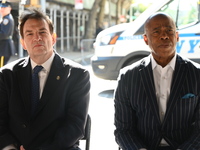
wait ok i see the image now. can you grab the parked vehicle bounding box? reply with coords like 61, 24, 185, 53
91, 0, 200, 80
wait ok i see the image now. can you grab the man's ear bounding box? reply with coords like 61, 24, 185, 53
52, 33, 57, 45
143, 34, 148, 45
20, 38, 26, 50
176, 31, 179, 42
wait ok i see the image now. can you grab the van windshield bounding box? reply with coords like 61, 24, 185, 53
159, 0, 199, 29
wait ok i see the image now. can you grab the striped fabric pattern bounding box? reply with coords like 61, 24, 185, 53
114, 55, 200, 150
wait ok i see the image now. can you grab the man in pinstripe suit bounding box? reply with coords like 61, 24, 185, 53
114, 12, 200, 150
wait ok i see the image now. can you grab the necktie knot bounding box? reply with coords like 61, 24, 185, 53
33, 65, 43, 74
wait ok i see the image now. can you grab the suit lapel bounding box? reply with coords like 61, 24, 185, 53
138, 55, 188, 125
36, 54, 69, 115
16, 57, 32, 116
139, 56, 161, 123
162, 55, 188, 124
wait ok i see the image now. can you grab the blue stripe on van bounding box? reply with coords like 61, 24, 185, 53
118, 33, 200, 41
179, 33, 200, 37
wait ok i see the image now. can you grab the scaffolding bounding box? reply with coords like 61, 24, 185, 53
16, 2, 91, 57
47, 3, 90, 53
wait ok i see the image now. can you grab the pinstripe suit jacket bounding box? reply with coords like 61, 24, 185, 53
114, 54, 200, 150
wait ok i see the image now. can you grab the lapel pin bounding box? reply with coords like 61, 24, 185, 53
56, 76, 60, 80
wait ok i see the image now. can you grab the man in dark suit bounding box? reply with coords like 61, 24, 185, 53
0, 7, 90, 150
114, 12, 200, 150
0, 1, 15, 67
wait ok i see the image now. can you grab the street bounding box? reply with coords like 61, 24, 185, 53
79, 65, 119, 150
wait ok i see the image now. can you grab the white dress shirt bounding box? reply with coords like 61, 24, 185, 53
139, 54, 176, 150
151, 54, 176, 146
31, 53, 55, 98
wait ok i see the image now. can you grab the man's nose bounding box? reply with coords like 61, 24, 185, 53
33, 33, 42, 41
160, 31, 169, 40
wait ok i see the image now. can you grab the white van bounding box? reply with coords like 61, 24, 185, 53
91, 0, 200, 80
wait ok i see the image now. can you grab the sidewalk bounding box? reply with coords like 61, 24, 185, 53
9, 51, 94, 66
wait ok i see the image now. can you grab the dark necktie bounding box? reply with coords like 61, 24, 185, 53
31, 65, 43, 116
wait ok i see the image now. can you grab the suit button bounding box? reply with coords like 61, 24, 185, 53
22, 124, 27, 128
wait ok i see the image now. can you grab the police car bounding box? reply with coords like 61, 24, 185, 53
91, 0, 200, 80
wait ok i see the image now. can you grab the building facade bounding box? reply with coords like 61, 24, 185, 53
8, 0, 129, 56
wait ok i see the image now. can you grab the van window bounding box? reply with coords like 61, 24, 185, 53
135, 0, 199, 36
135, 24, 145, 35
160, 0, 199, 29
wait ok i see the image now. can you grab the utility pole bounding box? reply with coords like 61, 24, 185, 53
18, 0, 26, 58
40, 0, 46, 11
108, 0, 111, 27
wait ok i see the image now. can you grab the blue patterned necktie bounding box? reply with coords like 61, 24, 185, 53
31, 65, 43, 116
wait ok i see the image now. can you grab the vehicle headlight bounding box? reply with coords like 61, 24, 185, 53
99, 31, 123, 46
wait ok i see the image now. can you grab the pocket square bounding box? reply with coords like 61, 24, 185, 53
182, 93, 195, 99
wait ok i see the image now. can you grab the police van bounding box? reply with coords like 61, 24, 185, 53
91, 0, 200, 80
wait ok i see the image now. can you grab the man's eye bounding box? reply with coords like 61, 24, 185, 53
40, 31, 47, 34
27, 33, 33, 36
152, 31, 159, 35
168, 30, 174, 34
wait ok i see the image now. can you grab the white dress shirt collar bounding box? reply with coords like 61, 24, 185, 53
31, 53, 55, 72
151, 53, 176, 70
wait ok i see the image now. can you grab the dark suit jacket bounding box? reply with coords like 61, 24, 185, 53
114, 54, 200, 150
0, 53, 90, 150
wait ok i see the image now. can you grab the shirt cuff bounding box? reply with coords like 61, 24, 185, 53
2, 144, 17, 150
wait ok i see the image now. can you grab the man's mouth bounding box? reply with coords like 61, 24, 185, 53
159, 43, 170, 48
34, 44, 43, 48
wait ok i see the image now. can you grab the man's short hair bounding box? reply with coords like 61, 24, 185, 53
18, 7, 54, 38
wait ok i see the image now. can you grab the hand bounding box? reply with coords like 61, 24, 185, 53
20, 145, 25, 150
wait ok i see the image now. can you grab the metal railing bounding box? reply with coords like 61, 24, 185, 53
80, 39, 95, 65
